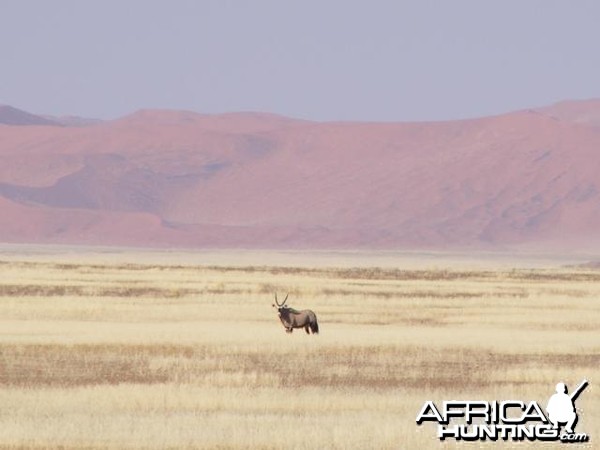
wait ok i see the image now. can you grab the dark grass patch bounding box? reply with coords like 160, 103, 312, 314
5, 259, 600, 283
181, 345, 600, 390
0, 284, 250, 298
2, 343, 597, 390
0, 284, 196, 298
0, 344, 193, 387
320, 288, 529, 299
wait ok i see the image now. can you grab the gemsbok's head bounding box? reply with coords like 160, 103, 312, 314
272, 293, 289, 312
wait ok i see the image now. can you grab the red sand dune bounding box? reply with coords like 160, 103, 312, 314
1, 100, 600, 251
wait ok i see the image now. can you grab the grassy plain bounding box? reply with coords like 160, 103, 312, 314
0, 248, 598, 448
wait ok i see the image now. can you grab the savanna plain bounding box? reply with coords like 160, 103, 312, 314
0, 248, 598, 449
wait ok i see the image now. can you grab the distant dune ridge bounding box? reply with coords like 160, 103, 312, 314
1, 100, 600, 251
0, 105, 61, 127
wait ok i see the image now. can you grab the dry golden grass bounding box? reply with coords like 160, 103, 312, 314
0, 249, 598, 448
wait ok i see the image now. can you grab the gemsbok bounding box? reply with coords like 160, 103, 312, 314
272, 293, 319, 334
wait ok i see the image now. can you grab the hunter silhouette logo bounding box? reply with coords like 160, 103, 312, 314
547, 380, 588, 436
416, 379, 589, 443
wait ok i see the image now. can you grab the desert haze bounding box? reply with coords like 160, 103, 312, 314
1, 99, 600, 251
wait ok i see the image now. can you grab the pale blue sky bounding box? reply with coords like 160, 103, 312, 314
1, 0, 599, 121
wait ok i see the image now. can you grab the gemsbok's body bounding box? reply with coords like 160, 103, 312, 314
272, 293, 319, 334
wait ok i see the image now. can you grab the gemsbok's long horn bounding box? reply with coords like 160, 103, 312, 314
283, 293, 289, 305
274, 293, 281, 307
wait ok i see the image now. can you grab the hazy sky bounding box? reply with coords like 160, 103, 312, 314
2, 1, 599, 121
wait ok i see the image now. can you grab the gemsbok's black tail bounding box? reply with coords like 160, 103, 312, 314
310, 318, 319, 334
